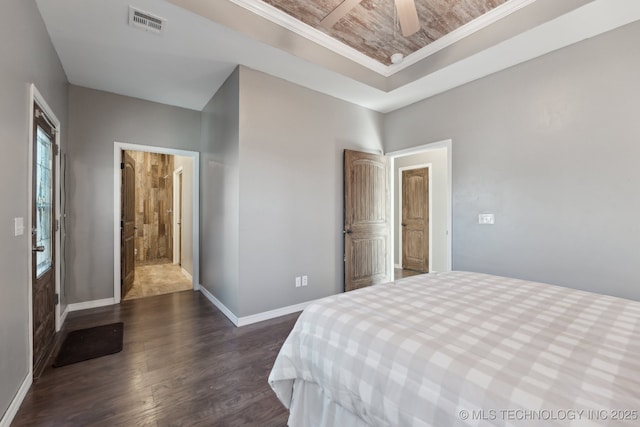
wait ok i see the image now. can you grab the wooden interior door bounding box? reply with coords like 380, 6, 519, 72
402, 167, 429, 272
121, 152, 136, 297
344, 149, 390, 291
32, 103, 57, 369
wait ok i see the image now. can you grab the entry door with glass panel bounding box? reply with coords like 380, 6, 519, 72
32, 103, 57, 369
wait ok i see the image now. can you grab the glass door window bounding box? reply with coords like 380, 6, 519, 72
35, 126, 53, 277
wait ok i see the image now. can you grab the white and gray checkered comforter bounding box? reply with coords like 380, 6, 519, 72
268, 271, 640, 426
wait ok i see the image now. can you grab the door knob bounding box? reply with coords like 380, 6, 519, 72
343, 229, 352, 234
32, 245, 45, 252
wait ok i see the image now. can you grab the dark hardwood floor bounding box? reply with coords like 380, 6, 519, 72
12, 291, 299, 427
394, 268, 423, 280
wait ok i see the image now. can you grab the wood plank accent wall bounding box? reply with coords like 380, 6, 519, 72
126, 151, 174, 264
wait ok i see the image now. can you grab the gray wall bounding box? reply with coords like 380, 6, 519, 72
174, 155, 194, 276
66, 86, 201, 303
393, 149, 449, 272
200, 69, 241, 315
0, 0, 68, 419
237, 67, 384, 317
199, 67, 384, 318
384, 22, 640, 300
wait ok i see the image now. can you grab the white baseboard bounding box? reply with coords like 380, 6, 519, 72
395, 263, 402, 269
237, 300, 317, 326
0, 373, 32, 427
181, 268, 193, 281
66, 298, 115, 312
198, 286, 239, 326
59, 305, 69, 326
198, 285, 318, 327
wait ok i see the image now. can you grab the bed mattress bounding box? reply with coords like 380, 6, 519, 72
269, 271, 640, 426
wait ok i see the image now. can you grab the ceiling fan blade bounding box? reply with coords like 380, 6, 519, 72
320, 0, 364, 29
395, 0, 420, 37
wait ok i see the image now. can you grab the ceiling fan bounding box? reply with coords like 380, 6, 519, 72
320, 0, 420, 37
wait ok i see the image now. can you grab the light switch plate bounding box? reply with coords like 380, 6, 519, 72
478, 214, 495, 225
14, 217, 24, 236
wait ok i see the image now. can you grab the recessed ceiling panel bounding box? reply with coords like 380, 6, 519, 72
263, 0, 507, 64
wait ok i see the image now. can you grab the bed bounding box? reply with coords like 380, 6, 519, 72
268, 271, 640, 426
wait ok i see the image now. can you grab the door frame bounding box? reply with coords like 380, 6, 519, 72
113, 142, 200, 304
28, 84, 63, 375
398, 164, 432, 272
172, 166, 183, 265
387, 139, 452, 274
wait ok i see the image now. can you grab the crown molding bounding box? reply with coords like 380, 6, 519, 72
227, 0, 389, 75
229, 0, 539, 77
387, 0, 539, 74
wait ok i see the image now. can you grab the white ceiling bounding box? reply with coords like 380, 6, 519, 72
36, 0, 640, 113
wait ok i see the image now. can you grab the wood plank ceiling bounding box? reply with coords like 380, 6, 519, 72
262, 0, 508, 65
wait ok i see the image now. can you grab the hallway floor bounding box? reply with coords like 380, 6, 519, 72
123, 262, 192, 300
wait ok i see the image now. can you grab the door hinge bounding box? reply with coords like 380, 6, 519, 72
55, 219, 59, 232
120, 162, 125, 170
53, 144, 59, 156
120, 220, 124, 228
55, 293, 59, 305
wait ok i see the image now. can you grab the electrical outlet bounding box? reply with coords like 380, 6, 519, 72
478, 213, 495, 225
302, 275, 308, 287
295, 276, 301, 288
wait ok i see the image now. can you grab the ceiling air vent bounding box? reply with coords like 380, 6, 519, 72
128, 6, 165, 34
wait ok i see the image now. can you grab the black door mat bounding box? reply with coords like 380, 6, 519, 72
53, 322, 124, 368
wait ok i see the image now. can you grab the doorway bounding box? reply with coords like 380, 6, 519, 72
120, 150, 193, 300
387, 140, 452, 280
342, 143, 451, 290
113, 143, 200, 304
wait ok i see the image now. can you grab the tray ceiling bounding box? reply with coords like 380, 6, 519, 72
35, 0, 640, 112
263, 0, 507, 65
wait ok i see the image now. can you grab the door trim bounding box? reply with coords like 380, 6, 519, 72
172, 166, 183, 265
28, 84, 62, 376
398, 164, 432, 272
113, 142, 200, 304
386, 139, 452, 275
